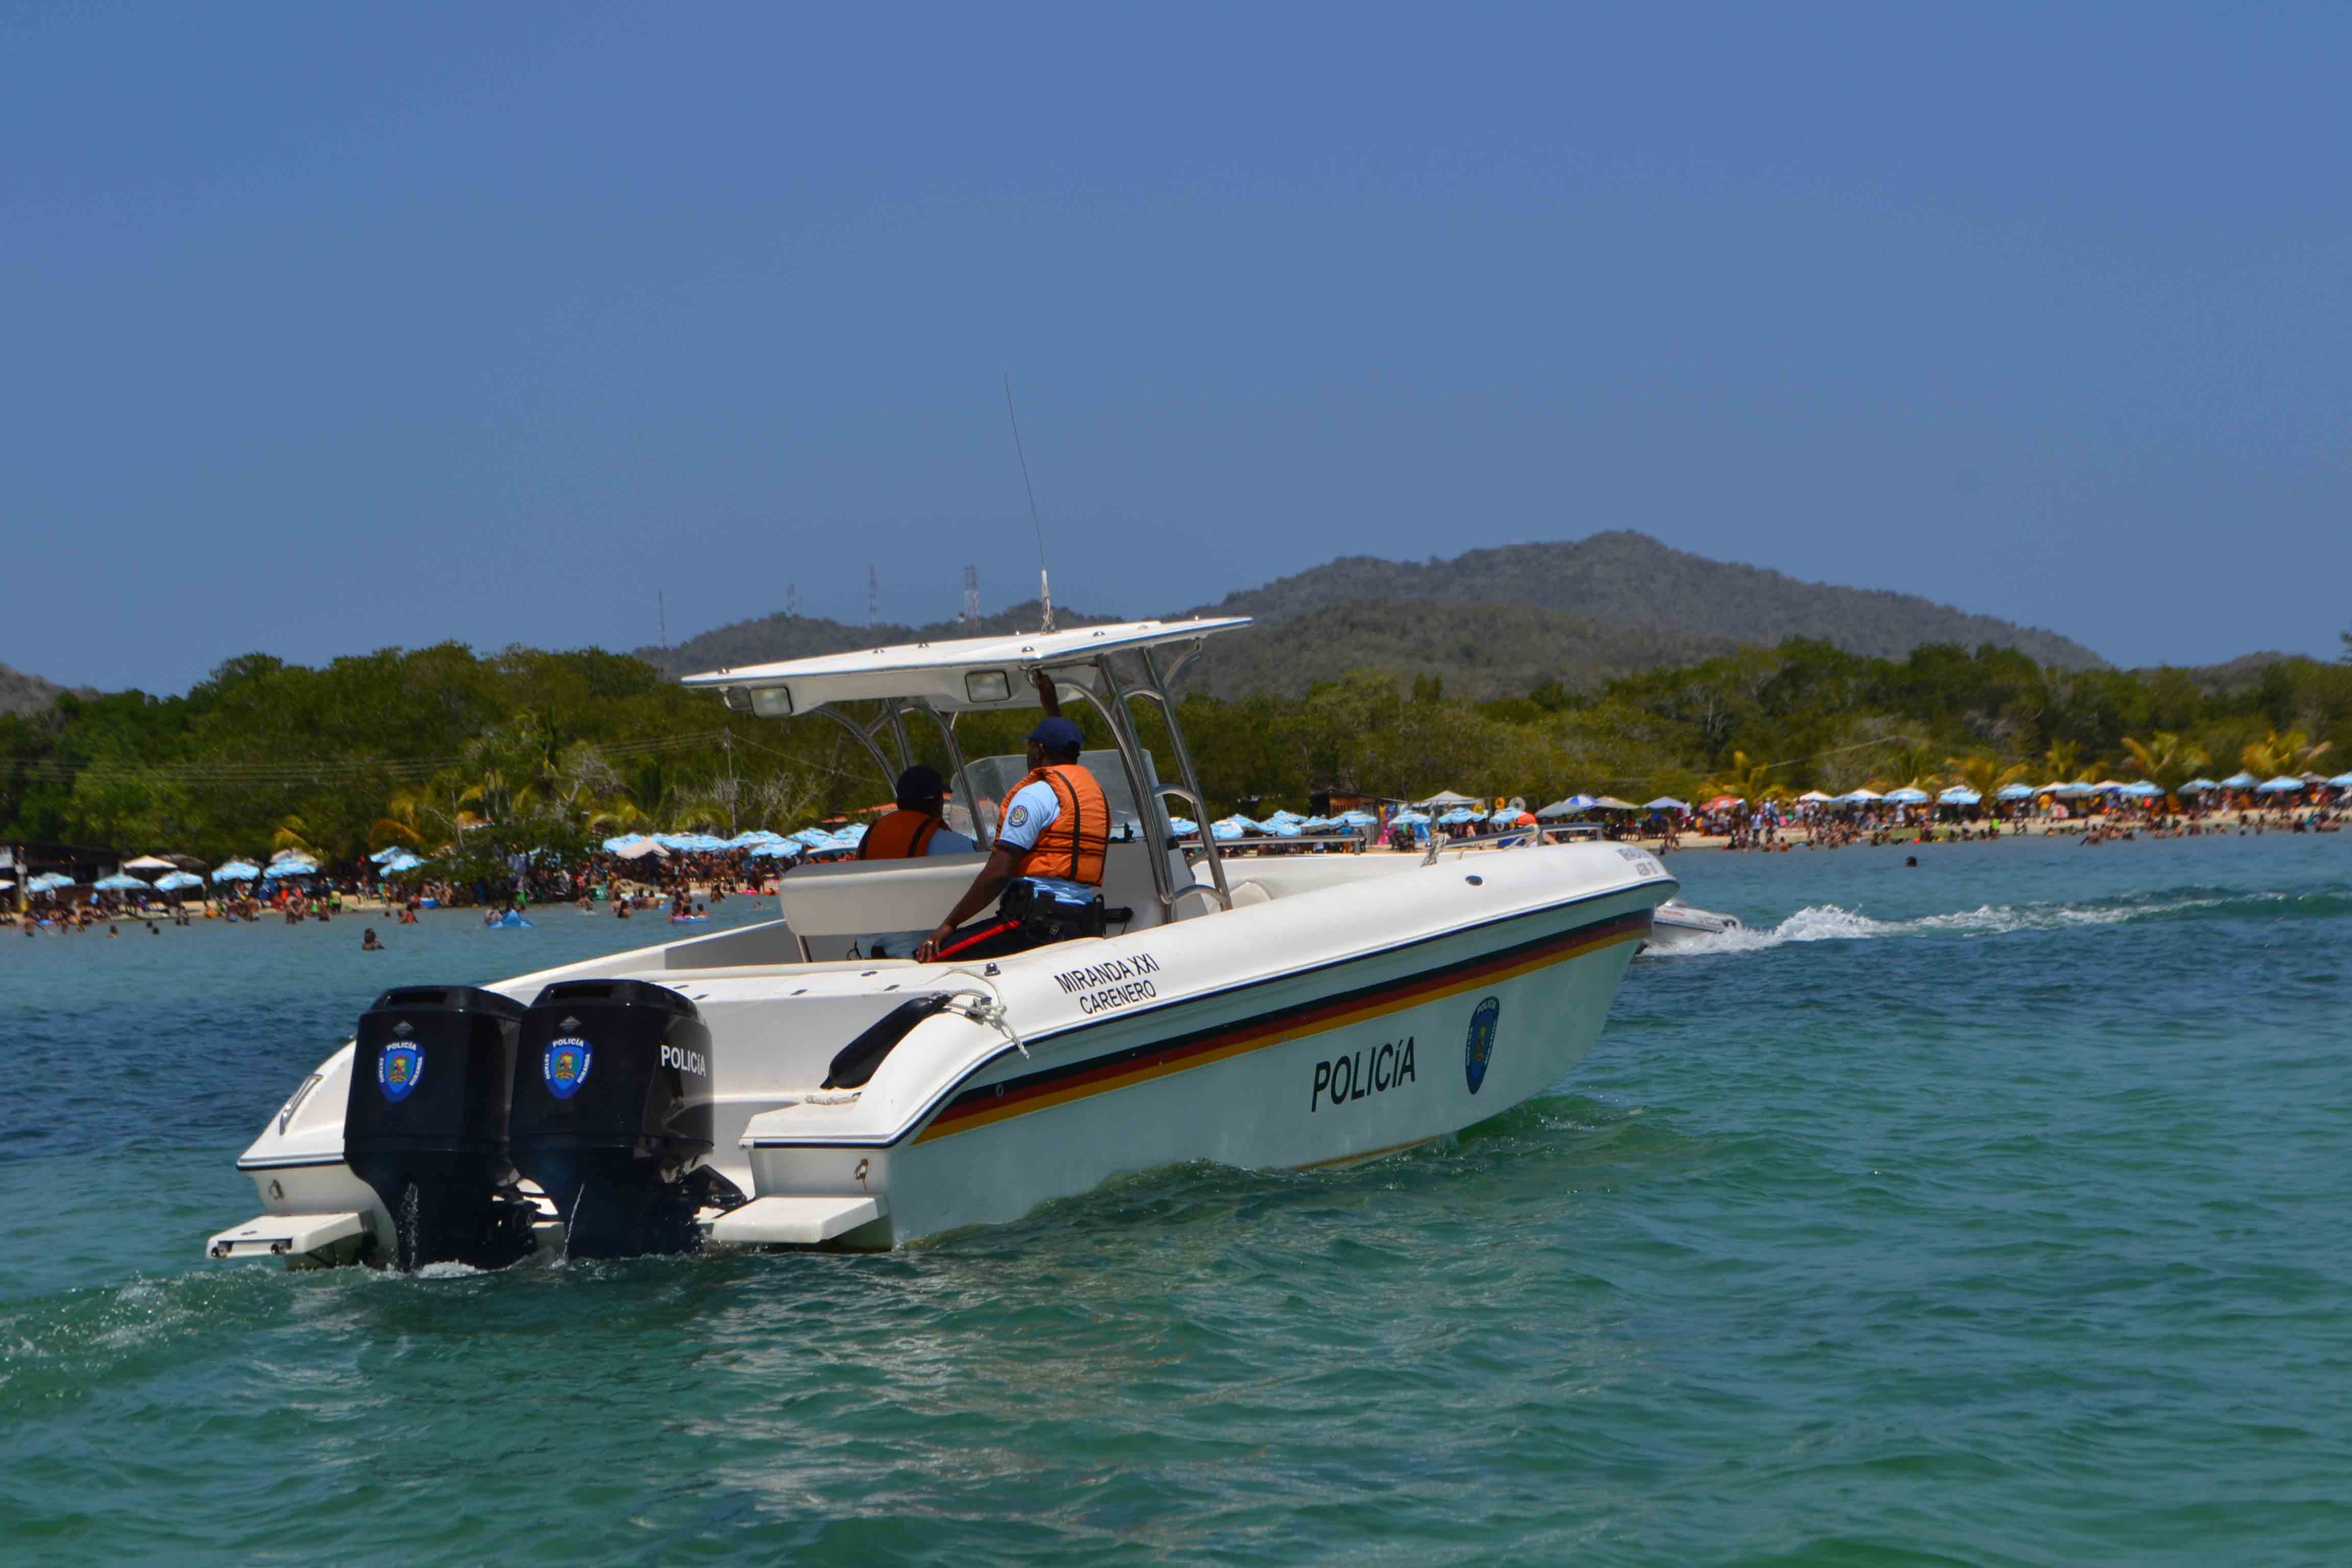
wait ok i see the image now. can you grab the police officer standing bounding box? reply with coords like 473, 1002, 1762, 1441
915, 671, 1109, 961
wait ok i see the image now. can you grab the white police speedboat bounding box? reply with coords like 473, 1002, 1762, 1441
207, 619, 1674, 1266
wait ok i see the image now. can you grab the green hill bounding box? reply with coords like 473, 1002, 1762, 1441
1190, 532, 2108, 670
637, 531, 2110, 698
1181, 599, 1739, 699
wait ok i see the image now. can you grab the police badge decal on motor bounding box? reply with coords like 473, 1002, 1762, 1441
544, 1037, 593, 1100
378, 1042, 424, 1102
1464, 995, 1500, 1094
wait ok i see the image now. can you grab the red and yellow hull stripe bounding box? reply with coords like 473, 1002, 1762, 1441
914, 906, 1650, 1144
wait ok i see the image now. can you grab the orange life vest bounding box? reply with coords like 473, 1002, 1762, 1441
1007, 763, 1109, 885
857, 808, 943, 861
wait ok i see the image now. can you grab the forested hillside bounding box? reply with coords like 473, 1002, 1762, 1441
6, 638, 2346, 868
0, 663, 71, 718
1179, 600, 1739, 699
1189, 532, 2108, 669
636, 532, 2110, 696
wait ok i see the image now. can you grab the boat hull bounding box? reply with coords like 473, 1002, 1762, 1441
746, 896, 1653, 1244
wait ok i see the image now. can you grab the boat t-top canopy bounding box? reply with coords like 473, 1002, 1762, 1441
683, 617, 1255, 922
682, 618, 1253, 716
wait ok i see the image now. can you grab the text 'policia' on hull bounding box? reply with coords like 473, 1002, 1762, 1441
207, 619, 1674, 1267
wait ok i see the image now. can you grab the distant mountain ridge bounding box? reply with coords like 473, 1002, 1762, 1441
0, 662, 72, 717
1189, 532, 2108, 670
638, 531, 2111, 697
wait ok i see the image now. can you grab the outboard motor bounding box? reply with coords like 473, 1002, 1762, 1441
344, 986, 537, 1271
510, 978, 714, 1260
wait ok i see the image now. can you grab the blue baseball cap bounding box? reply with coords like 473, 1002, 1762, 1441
1026, 715, 1084, 751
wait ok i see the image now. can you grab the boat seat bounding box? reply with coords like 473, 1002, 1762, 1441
776, 840, 1183, 939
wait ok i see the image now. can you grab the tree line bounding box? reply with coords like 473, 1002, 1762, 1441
4, 638, 2348, 866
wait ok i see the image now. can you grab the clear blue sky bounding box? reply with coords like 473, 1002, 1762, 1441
7, 3, 2347, 691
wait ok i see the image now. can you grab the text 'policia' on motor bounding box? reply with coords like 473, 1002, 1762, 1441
341, 977, 737, 1270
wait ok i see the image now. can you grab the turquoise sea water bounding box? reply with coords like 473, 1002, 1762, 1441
4, 837, 2349, 1564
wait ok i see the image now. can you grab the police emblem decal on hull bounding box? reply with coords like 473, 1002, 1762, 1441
1464, 995, 1500, 1094
378, 1042, 424, 1102
544, 1037, 593, 1099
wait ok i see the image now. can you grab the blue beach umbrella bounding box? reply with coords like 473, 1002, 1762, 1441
212, 861, 260, 883
1994, 783, 2036, 800
1437, 808, 1480, 825
2220, 771, 2260, 788
2327, 772, 2352, 790
1937, 787, 1981, 805
2117, 781, 2163, 798
2256, 775, 2304, 793
2179, 778, 2219, 793
1337, 810, 1378, 826
93, 873, 150, 891
26, 872, 77, 893
154, 870, 205, 892
1644, 796, 1690, 811
1884, 787, 1930, 804
1165, 817, 1199, 837
263, 859, 319, 878
747, 842, 800, 860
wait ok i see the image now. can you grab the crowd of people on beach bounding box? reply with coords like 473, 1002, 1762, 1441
8, 782, 2346, 940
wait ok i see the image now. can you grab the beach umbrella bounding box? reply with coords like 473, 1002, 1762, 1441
1836, 789, 1882, 803
1265, 810, 1306, 825
212, 861, 260, 883
27, 872, 77, 892
1994, 783, 2036, 800
1937, 787, 1981, 805
1591, 796, 1640, 811
2256, 775, 2304, 793
93, 873, 150, 891
1165, 817, 1198, 837
121, 854, 177, 872
2118, 781, 2163, 798
154, 871, 206, 892
1337, 810, 1378, 826
366, 845, 412, 864
2052, 783, 2095, 798
2328, 772, 2352, 790
2220, 771, 2259, 788
1388, 811, 1430, 826
1643, 796, 1689, 811
1881, 787, 1928, 804
0, 878, 12, 891
1796, 790, 1834, 803
2179, 778, 2219, 793
600, 834, 650, 853
1410, 790, 1480, 808
746, 842, 801, 860
380, 851, 426, 873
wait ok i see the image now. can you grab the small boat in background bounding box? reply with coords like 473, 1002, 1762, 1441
1643, 898, 1743, 950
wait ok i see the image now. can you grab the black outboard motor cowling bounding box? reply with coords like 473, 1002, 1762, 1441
344, 986, 536, 1271
510, 978, 714, 1259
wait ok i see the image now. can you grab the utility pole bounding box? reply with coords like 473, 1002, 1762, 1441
962, 566, 980, 626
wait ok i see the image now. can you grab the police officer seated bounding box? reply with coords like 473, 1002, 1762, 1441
860, 765, 976, 862
857, 765, 978, 959
915, 675, 1110, 963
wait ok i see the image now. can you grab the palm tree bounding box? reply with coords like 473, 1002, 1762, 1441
1700, 749, 1781, 810
2041, 741, 2101, 782
2240, 728, 2333, 778
270, 815, 319, 857
2120, 732, 2211, 800
1947, 752, 2030, 802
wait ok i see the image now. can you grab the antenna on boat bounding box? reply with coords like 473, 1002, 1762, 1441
1001, 374, 1054, 632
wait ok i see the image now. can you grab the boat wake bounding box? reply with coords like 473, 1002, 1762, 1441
1649, 886, 2352, 956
